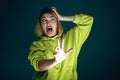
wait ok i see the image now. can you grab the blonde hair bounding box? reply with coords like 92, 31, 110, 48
34, 7, 63, 37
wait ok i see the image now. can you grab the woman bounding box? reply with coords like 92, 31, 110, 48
28, 7, 94, 80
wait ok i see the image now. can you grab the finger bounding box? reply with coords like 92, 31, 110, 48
66, 48, 73, 55
57, 39, 60, 47
51, 8, 56, 13
56, 39, 60, 51
55, 46, 59, 52
51, 7, 58, 15
51, 7, 57, 11
50, 7, 56, 10
62, 38, 64, 49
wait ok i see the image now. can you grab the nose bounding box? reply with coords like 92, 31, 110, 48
46, 20, 51, 25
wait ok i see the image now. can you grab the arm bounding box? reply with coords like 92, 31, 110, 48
38, 58, 57, 71
28, 42, 57, 71
51, 7, 75, 21
52, 7, 93, 44
60, 16, 75, 21
52, 7, 94, 56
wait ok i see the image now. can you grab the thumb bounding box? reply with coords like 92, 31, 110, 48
66, 48, 73, 56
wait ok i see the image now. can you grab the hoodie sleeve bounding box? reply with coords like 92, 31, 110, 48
64, 14, 94, 55
28, 41, 47, 71
72, 14, 94, 45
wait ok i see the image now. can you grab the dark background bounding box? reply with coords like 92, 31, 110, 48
0, 0, 120, 80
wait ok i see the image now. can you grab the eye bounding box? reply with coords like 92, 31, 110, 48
41, 19, 47, 23
50, 17, 56, 22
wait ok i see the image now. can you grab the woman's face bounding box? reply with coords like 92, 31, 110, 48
40, 13, 57, 37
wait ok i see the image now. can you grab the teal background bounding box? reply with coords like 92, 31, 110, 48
0, 0, 120, 80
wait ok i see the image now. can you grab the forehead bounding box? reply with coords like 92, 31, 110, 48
41, 13, 55, 18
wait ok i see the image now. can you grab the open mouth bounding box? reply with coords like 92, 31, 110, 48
47, 27, 53, 33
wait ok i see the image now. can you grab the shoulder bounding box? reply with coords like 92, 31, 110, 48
30, 39, 44, 49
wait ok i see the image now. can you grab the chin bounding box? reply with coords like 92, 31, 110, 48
48, 35, 56, 37
46, 34, 56, 37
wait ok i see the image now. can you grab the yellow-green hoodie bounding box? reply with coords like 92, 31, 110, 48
28, 14, 94, 80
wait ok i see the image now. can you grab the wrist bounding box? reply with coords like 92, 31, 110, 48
59, 16, 75, 21
53, 58, 59, 65
59, 16, 64, 21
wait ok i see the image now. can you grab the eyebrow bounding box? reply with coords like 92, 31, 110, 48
41, 16, 55, 19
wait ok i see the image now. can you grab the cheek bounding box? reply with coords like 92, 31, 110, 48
53, 26, 57, 31
41, 26, 46, 31
53, 23, 57, 28
55, 23, 58, 31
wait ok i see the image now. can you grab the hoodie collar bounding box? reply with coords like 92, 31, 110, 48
40, 34, 61, 40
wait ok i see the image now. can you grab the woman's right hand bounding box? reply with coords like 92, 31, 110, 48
54, 39, 73, 63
